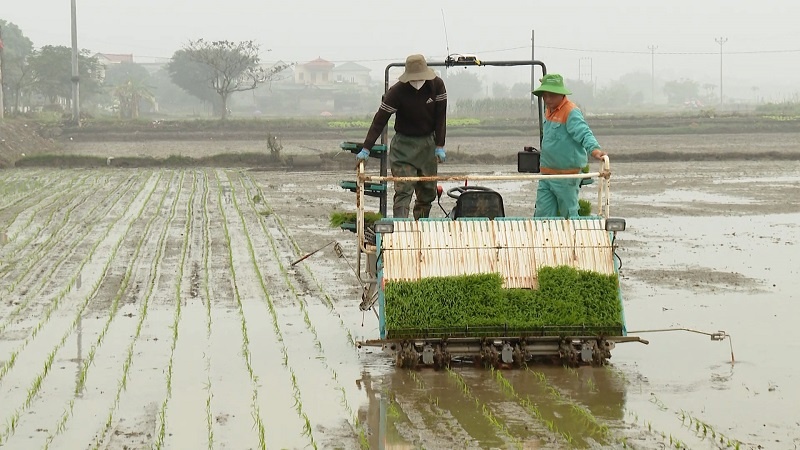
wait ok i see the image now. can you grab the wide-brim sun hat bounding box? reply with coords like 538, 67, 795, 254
398, 54, 436, 82
532, 73, 572, 95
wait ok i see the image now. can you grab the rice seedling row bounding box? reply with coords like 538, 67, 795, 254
241, 171, 358, 348
445, 368, 525, 449
0, 170, 63, 231
213, 170, 274, 450
200, 170, 215, 450
83, 173, 184, 449
233, 171, 368, 448
1, 172, 115, 281
152, 170, 192, 449
0, 172, 154, 385
2, 172, 91, 258
400, 370, 490, 447
37, 171, 181, 448
488, 367, 576, 447
0, 172, 141, 338
222, 169, 337, 448
0, 171, 167, 447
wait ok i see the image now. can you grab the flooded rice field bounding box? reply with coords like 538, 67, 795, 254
1, 142, 799, 449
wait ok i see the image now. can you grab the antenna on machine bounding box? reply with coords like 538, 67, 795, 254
441, 9, 451, 57
440, 10, 478, 68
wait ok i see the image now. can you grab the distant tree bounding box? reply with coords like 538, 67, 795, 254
166, 49, 220, 114
564, 78, 595, 107
616, 72, 651, 103
149, 66, 207, 115
443, 69, 483, 101
509, 82, 532, 99
169, 39, 289, 120
100, 62, 155, 118
28, 45, 101, 107
113, 79, 155, 119
594, 83, 632, 108
662, 79, 700, 105
103, 61, 150, 86
491, 82, 510, 98
0, 20, 35, 113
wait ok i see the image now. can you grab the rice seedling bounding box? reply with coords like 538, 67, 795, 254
215, 172, 270, 449
201, 170, 215, 450
384, 269, 623, 337
0, 172, 144, 339
4, 172, 165, 445
152, 171, 195, 450
77, 171, 181, 395
328, 210, 383, 228
239, 172, 379, 447
446, 368, 523, 449
242, 172, 357, 348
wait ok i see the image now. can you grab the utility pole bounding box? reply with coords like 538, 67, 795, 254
715, 37, 727, 105
70, 0, 81, 123
0, 25, 5, 119
531, 29, 536, 120
648, 44, 658, 103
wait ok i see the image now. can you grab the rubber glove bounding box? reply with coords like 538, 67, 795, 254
435, 147, 446, 163
356, 149, 370, 161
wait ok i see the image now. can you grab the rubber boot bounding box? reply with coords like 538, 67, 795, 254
413, 204, 432, 220
393, 206, 409, 219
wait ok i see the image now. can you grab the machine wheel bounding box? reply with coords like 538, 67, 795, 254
559, 339, 578, 367
433, 345, 451, 370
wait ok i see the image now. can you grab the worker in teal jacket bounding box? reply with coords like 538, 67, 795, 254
532, 74, 607, 218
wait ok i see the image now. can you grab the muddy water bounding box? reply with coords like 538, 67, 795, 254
1, 143, 799, 449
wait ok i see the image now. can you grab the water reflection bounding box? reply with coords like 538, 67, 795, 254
357, 363, 629, 449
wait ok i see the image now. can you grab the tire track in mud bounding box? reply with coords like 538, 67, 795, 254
0, 171, 166, 447
0, 172, 153, 387
233, 170, 369, 449
0, 172, 143, 340
35, 171, 183, 449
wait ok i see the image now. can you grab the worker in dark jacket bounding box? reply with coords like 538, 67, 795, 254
358, 54, 447, 219
532, 74, 606, 218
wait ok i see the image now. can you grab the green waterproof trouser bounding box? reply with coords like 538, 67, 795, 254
534, 178, 581, 219
389, 133, 437, 218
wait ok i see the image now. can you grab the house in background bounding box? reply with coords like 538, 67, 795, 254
92, 53, 135, 80
332, 62, 371, 86
294, 57, 335, 86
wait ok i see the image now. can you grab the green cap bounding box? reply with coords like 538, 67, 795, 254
532, 74, 572, 95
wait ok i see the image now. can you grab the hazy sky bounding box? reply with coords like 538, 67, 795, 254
4, 0, 800, 100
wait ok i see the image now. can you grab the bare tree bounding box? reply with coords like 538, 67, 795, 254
181, 39, 289, 120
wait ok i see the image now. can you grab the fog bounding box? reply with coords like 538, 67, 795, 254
4, 0, 800, 102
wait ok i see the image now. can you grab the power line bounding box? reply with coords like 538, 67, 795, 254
470, 44, 800, 56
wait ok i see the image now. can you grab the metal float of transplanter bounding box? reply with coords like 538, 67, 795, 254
338, 54, 653, 369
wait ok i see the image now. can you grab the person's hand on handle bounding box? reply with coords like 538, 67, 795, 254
591, 149, 607, 160
435, 147, 446, 163
356, 149, 370, 161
